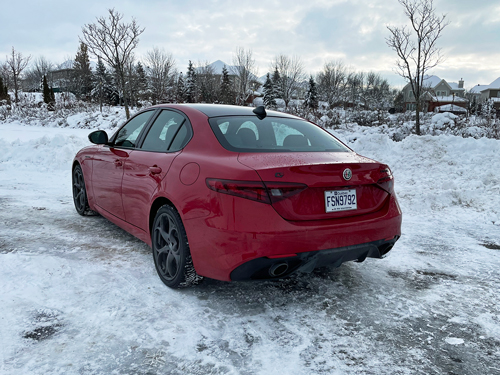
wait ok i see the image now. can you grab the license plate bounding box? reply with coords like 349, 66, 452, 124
325, 189, 357, 212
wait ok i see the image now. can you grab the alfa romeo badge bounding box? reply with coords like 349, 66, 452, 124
343, 168, 352, 181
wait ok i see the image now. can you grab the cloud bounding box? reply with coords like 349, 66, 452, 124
1, 0, 499, 89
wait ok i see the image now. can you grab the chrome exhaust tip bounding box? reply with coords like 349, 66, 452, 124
269, 262, 289, 277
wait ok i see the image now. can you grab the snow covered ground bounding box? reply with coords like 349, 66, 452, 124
1, 113, 500, 375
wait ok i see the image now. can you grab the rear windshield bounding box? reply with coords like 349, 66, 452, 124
208, 116, 350, 153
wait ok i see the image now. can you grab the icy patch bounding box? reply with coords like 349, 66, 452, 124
445, 337, 464, 345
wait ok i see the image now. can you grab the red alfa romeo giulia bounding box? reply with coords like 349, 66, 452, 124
72, 104, 402, 288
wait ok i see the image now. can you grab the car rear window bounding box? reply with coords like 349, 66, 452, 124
208, 116, 350, 153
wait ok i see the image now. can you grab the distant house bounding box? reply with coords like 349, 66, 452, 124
469, 77, 500, 113
402, 75, 467, 113
50, 61, 74, 93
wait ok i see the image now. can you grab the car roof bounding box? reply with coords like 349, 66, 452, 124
150, 103, 301, 119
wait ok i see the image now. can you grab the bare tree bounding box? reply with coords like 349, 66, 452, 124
144, 47, 175, 105
362, 72, 392, 110
24, 56, 54, 92
5, 47, 31, 103
386, 0, 448, 134
231, 47, 256, 106
346, 71, 365, 109
271, 54, 304, 108
317, 60, 348, 108
81, 8, 144, 118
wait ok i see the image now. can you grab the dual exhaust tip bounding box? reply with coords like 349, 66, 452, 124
269, 262, 289, 277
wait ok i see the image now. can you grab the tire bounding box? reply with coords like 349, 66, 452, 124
151, 205, 203, 288
72, 164, 95, 216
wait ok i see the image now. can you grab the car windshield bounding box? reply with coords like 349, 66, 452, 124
208, 116, 350, 153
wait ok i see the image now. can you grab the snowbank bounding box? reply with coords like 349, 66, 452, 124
332, 130, 500, 225
1, 116, 500, 375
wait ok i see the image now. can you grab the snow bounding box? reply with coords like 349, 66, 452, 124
447, 82, 465, 91
430, 95, 467, 102
435, 104, 467, 113
489, 77, 500, 88
1, 115, 500, 374
470, 84, 491, 94
423, 75, 442, 88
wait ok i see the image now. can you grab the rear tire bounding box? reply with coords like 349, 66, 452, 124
151, 205, 203, 288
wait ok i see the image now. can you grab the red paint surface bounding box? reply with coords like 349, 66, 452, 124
74, 104, 402, 281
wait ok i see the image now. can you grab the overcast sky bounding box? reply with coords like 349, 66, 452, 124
1, 0, 499, 89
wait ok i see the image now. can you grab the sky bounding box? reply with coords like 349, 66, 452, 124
1, 0, 499, 89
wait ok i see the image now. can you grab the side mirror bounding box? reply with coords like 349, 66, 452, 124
88, 130, 109, 145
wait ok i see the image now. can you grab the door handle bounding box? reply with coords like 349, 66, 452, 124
114, 160, 123, 167
149, 166, 162, 175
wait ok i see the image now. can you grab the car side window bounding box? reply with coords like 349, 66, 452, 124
114, 111, 153, 148
141, 110, 191, 152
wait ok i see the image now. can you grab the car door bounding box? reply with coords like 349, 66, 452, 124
92, 110, 155, 219
122, 109, 193, 230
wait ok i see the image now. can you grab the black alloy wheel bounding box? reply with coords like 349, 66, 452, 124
152, 205, 202, 288
72, 164, 92, 216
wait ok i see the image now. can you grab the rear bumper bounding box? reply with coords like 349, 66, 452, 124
230, 236, 400, 281
184, 194, 402, 281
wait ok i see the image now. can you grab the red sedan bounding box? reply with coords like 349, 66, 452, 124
73, 104, 402, 288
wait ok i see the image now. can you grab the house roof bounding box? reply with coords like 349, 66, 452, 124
469, 77, 500, 93
404, 75, 464, 91
448, 82, 465, 91
423, 75, 442, 88
490, 77, 500, 88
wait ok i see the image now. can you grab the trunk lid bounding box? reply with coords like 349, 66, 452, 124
238, 152, 389, 221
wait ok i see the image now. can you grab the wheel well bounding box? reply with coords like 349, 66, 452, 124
149, 197, 175, 236
72, 161, 80, 171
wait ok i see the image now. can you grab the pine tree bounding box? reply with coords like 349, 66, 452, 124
94, 57, 116, 109
0, 76, 9, 103
185, 61, 197, 103
263, 73, 276, 108
272, 67, 283, 102
219, 66, 234, 105
135, 62, 148, 101
176, 73, 185, 103
305, 76, 318, 110
43, 75, 51, 104
73, 42, 93, 99
42, 75, 55, 109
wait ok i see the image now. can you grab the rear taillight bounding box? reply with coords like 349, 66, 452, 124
377, 165, 394, 193
263, 182, 307, 203
206, 179, 307, 204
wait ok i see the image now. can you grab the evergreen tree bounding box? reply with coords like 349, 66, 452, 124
176, 73, 185, 103
263, 73, 276, 108
42, 75, 55, 109
219, 65, 234, 105
73, 42, 93, 99
185, 61, 197, 103
393, 90, 405, 113
94, 57, 117, 109
272, 67, 283, 102
135, 62, 148, 101
305, 76, 318, 109
0, 76, 9, 103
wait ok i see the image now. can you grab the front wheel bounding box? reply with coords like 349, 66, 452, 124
72, 164, 94, 216
151, 205, 202, 288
